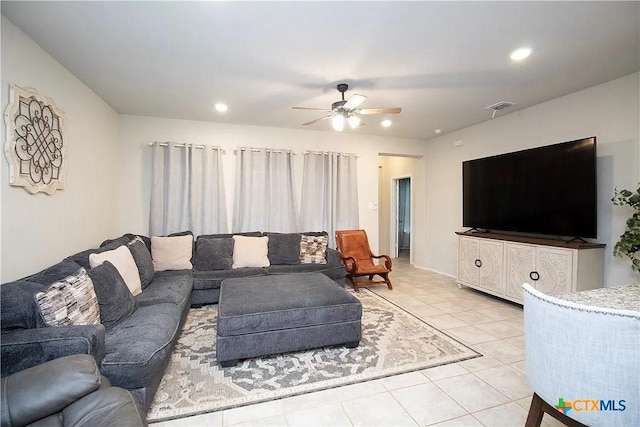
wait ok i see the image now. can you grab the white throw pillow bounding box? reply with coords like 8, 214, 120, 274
232, 235, 270, 269
151, 235, 193, 271
89, 245, 142, 296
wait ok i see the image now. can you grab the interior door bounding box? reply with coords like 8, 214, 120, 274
397, 178, 411, 254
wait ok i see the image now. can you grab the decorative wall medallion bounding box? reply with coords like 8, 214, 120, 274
4, 84, 66, 194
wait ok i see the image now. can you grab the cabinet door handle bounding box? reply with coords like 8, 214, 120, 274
530, 271, 540, 281
475, 259, 482, 268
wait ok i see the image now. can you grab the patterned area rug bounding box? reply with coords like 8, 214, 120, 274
147, 289, 481, 422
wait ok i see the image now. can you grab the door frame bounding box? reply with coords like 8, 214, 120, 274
390, 174, 413, 261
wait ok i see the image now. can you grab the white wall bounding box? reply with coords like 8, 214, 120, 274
423, 72, 640, 286
1, 17, 121, 282
117, 116, 427, 260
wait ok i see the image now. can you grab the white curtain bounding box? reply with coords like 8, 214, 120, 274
300, 152, 359, 247
149, 142, 227, 236
232, 147, 298, 233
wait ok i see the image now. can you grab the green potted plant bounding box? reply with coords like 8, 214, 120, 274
612, 185, 640, 272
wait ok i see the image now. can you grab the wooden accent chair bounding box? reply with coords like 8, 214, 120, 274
335, 229, 392, 292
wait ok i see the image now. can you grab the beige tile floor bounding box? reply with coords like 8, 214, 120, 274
150, 257, 562, 427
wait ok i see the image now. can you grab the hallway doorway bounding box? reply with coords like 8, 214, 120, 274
392, 177, 411, 258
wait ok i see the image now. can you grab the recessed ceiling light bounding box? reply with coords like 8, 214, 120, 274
434, 128, 442, 134
381, 119, 392, 128
214, 103, 228, 113
510, 47, 532, 61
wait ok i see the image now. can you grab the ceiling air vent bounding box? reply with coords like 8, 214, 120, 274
484, 101, 516, 118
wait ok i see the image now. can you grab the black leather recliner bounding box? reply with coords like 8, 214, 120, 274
1, 354, 147, 427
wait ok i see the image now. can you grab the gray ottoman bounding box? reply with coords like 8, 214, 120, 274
217, 273, 362, 367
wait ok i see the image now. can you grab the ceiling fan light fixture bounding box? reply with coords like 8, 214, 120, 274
214, 103, 228, 113
381, 119, 392, 128
510, 47, 532, 61
332, 114, 345, 131
347, 115, 361, 129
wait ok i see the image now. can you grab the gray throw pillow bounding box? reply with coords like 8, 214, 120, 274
88, 262, 138, 329
194, 238, 234, 271
267, 233, 302, 265
127, 237, 155, 289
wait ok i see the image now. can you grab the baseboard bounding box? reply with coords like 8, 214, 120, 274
411, 265, 456, 279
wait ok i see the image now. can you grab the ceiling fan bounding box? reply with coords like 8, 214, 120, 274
292, 83, 401, 131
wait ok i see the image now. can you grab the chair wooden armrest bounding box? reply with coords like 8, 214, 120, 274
371, 253, 392, 269
340, 255, 359, 274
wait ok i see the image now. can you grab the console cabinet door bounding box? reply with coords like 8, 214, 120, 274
505, 243, 536, 302
458, 236, 479, 285
535, 247, 573, 295
478, 240, 505, 293
457, 233, 602, 304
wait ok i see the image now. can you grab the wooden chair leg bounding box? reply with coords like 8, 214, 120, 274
525, 393, 545, 427
348, 276, 360, 292
382, 273, 393, 290
526, 393, 588, 427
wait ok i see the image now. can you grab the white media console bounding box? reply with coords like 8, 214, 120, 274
456, 232, 605, 304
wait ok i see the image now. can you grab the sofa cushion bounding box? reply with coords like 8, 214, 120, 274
194, 237, 234, 271
218, 273, 361, 337
23, 261, 85, 286
135, 270, 192, 309
89, 246, 142, 296
0, 280, 46, 330
300, 231, 329, 237
198, 231, 262, 239
88, 262, 138, 330
102, 233, 151, 253
192, 268, 267, 291
267, 233, 302, 265
151, 235, 193, 271
300, 234, 328, 264
232, 236, 270, 269
266, 264, 346, 282
127, 237, 155, 289
34, 268, 101, 327
65, 236, 133, 269
100, 303, 182, 390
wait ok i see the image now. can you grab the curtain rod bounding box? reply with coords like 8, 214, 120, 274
303, 150, 358, 158
233, 147, 296, 154
148, 142, 226, 154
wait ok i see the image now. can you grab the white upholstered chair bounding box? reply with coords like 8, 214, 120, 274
522, 284, 639, 427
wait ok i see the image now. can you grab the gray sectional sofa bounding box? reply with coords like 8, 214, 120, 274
0, 234, 193, 412
0, 230, 346, 413
192, 232, 347, 305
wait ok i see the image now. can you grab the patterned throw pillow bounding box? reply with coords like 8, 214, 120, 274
300, 234, 328, 264
34, 268, 101, 327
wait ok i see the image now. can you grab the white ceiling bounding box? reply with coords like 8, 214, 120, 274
2, 1, 639, 141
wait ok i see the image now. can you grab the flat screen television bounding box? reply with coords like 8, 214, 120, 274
462, 137, 597, 239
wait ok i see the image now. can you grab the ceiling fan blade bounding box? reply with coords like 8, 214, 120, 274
358, 107, 402, 115
343, 94, 367, 110
292, 106, 332, 112
302, 115, 332, 126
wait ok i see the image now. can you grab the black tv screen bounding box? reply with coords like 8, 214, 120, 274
462, 137, 597, 239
